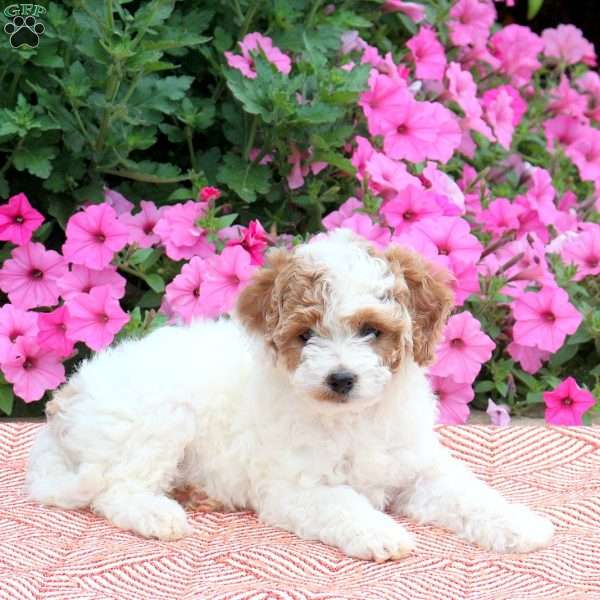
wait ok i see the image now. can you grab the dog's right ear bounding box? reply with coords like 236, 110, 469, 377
236, 248, 290, 335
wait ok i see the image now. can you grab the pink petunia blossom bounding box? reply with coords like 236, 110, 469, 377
382, 0, 426, 22
104, 188, 134, 215
445, 62, 480, 118
429, 311, 495, 384
512, 286, 582, 353
407, 26, 447, 81
225, 32, 291, 79
381, 186, 442, 234
480, 198, 524, 237
565, 126, 600, 182
119, 201, 165, 248
200, 247, 259, 317
544, 377, 596, 426
0, 242, 66, 309
351, 136, 375, 172
542, 25, 596, 67
323, 197, 363, 230
422, 162, 465, 212
359, 73, 411, 136
449, 257, 480, 306
514, 194, 550, 243
364, 151, 421, 200
490, 25, 544, 86
62, 204, 129, 270
2, 337, 65, 402
448, 0, 496, 47
65, 285, 129, 351
199, 186, 222, 202
506, 341, 551, 374
339, 214, 391, 249
487, 398, 511, 426
429, 374, 474, 424
543, 115, 584, 150
482, 85, 527, 126
484, 89, 514, 149
164, 257, 213, 324
0, 304, 38, 363
37, 306, 75, 358
225, 219, 270, 266
287, 145, 327, 190
576, 71, 600, 122
0, 193, 44, 245
548, 76, 589, 120
58, 264, 126, 301
153, 201, 215, 261
381, 97, 461, 163
560, 227, 600, 281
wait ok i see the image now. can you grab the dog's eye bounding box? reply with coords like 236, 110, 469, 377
299, 329, 315, 343
360, 325, 381, 338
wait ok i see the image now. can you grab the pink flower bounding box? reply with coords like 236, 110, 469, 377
0, 304, 38, 363
364, 151, 421, 200
382, 0, 426, 22
485, 89, 514, 149
63, 204, 129, 270
542, 25, 596, 67
381, 186, 442, 234
487, 398, 511, 426
490, 25, 544, 86
58, 264, 126, 301
429, 375, 474, 424
119, 201, 165, 248
448, 0, 496, 47
445, 62, 480, 117
480, 198, 524, 237
323, 197, 363, 230
2, 337, 65, 403
407, 26, 446, 81
104, 188, 134, 215
339, 214, 391, 249
430, 311, 494, 384
506, 341, 551, 374
381, 98, 461, 164
0, 242, 66, 309
225, 32, 291, 79
201, 247, 258, 316
153, 201, 215, 261
351, 136, 375, 172
65, 285, 129, 351
544, 377, 595, 426
225, 219, 269, 266
422, 162, 465, 212
287, 145, 327, 190
565, 126, 600, 182
0, 193, 44, 245
37, 306, 75, 358
359, 73, 410, 136
449, 257, 480, 306
512, 286, 582, 353
164, 257, 212, 324
548, 76, 588, 120
482, 85, 527, 126
413, 216, 483, 267
543, 115, 584, 150
576, 71, 600, 122
199, 186, 222, 202
560, 227, 600, 281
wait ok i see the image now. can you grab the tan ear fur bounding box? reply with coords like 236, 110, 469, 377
385, 245, 455, 366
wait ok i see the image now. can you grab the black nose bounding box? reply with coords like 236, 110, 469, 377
326, 371, 357, 395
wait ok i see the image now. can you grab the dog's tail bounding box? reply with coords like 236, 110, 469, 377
26, 388, 105, 509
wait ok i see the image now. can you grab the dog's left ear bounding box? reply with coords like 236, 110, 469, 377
384, 245, 455, 366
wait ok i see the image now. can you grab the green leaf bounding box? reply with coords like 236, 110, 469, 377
139, 290, 162, 309
13, 145, 57, 179
475, 381, 496, 394
526, 391, 543, 404
512, 369, 540, 391
144, 273, 165, 293
217, 154, 271, 203
130, 248, 155, 265
168, 188, 194, 201
312, 151, 355, 175
527, 0, 544, 19
0, 385, 14, 416
548, 343, 579, 368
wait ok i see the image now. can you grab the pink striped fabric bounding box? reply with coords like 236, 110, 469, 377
1, 423, 599, 599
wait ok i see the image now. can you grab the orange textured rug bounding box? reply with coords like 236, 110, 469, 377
1, 423, 599, 600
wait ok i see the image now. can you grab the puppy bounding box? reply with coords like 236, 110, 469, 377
26, 229, 554, 561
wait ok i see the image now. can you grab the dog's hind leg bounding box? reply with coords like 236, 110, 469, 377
90, 403, 197, 540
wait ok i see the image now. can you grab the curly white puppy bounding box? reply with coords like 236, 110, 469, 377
26, 229, 554, 560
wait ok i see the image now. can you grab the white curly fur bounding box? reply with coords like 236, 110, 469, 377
26, 230, 554, 560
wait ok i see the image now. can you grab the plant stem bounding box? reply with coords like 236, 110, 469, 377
99, 168, 192, 184
244, 115, 258, 159
307, 0, 324, 26
240, 0, 262, 38
185, 126, 196, 170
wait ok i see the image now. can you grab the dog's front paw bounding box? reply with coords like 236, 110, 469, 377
340, 514, 415, 562
482, 506, 554, 554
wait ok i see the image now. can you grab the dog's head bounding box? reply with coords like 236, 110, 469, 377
236, 229, 454, 410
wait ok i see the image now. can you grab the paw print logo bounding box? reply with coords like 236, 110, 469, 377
4, 15, 45, 48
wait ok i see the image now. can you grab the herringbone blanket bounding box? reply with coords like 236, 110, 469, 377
1, 424, 599, 600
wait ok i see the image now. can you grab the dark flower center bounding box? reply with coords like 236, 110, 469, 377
562, 397, 573, 406
228, 274, 241, 285
30, 268, 43, 279
23, 359, 34, 370
403, 211, 415, 221
397, 123, 408, 135
96, 233, 106, 243
143, 223, 155, 235
97, 314, 109, 324
542, 311, 556, 323
450, 337, 465, 348
439, 248, 449, 256
9, 329, 22, 343
193, 287, 201, 297
14, 215, 24, 224
585, 257, 599, 269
